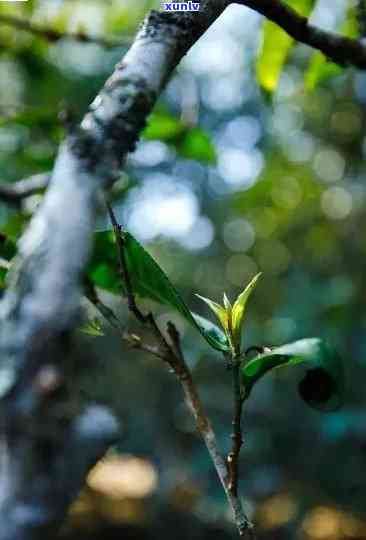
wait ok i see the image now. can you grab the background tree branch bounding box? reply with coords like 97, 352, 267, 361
239, 0, 366, 68
0, 3, 237, 538
0, 14, 130, 48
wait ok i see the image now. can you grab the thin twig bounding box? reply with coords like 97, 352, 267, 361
227, 358, 244, 497
84, 277, 121, 331
106, 202, 146, 324
240, 0, 366, 69
0, 14, 131, 49
84, 281, 166, 359
0, 174, 49, 204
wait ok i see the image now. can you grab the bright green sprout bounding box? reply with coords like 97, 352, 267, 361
196, 273, 262, 355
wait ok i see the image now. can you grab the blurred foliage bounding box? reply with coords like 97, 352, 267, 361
256, 0, 316, 93
2, 0, 366, 539
143, 111, 217, 163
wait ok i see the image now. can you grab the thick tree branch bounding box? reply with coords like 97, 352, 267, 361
0, 3, 235, 538
0, 14, 130, 48
239, 0, 366, 69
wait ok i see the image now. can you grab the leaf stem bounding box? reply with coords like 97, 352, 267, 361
227, 354, 245, 498
106, 202, 147, 324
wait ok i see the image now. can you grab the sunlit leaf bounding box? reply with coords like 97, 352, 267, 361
305, 52, 343, 91
79, 318, 104, 337
257, 0, 316, 93
242, 338, 344, 411
231, 273, 261, 345
305, 4, 358, 91
142, 112, 185, 141
191, 313, 231, 352
123, 232, 229, 351
196, 293, 229, 332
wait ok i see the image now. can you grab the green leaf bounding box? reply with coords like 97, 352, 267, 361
122, 232, 229, 352
178, 128, 217, 164
88, 231, 120, 293
342, 4, 360, 39
142, 112, 185, 142
142, 112, 216, 164
195, 293, 229, 332
79, 318, 104, 337
191, 313, 231, 352
1, 213, 28, 242
257, 21, 294, 94
93, 231, 229, 352
0, 232, 17, 289
231, 273, 261, 345
305, 52, 343, 91
242, 338, 344, 411
305, 4, 358, 91
257, 0, 316, 93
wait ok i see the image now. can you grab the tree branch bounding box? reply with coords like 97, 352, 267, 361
227, 358, 245, 497
0, 4, 236, 538
0, 14, 130, 48
0, 174, 49, 205
239, 0, 366, 68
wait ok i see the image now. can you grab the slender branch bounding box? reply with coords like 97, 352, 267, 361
170, 335, 252, 538
84, 278, 121, 331
106, 202, 147, 324
0, 173, 49, 204
227, 358, 244, 498
0, 14, 131, 48
239, 0, 366, 68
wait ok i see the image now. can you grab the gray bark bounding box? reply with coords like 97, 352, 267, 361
0, 4, 231, 539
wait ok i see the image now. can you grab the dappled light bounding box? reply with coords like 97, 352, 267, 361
1, 0, 366, 539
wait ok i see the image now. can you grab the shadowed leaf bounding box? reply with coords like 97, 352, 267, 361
242, 338, 344, 411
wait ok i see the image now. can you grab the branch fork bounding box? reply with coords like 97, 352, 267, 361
103, 204, 253, 537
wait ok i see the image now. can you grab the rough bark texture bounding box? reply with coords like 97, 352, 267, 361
0, 3, 231, 539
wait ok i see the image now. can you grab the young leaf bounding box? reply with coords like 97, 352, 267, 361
256, 0, 316, 93
79, 318, 104, 337
196, 294, 229, 332
242, 338, 344, 411
192, 313, 231, 352
231, 273, 261, 346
